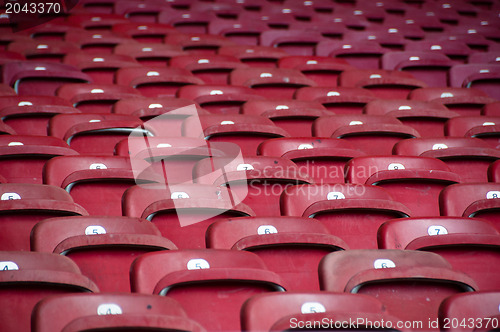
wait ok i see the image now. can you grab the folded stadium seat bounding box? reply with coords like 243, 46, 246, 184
393, 137, 500, 183
257, 137, 365, 183
280, 183, 410, 249
123, 183, 255, 248
241, 292, 409, 332
2, 61, 91, 96
32, 293, 205, 332
31, 216, 177, 292
409, 87, 497, 116
439, 292, 500, 332
381, 51, 457, 88
6, 40, 80, 63
346, 155, 460, 217
112, 97, 206, 137
2, 103, 77, 135
0, 95, 74, 135
111, 22, 179, 43
319, 250, 477, 326
0, 183, 87, 251
277, 55, 355, 87
56, 83, 143, 113
338, 69, 428, 100
259, 29, 325, 56
0, 251, 98, 332
440, 183, 500, 231
208, 18, 270, 46
378, 216, 500, 291
177, 85, 263, 115
445, 116, 500, 149
339, 29, 409, 51
0, 31, 33, 50
446, 22, 500, 44
189, 1, 243, 20
113, 1, 168, 24
433, 32, 493, 53
329, 4, 387, 25
65, 30, 138, 54
207, 216, 347, 291
164, 33, 237, 55
115, 67, 204, 98
67, 13, 130, 31
312, 114, 420, 155
364, 99, 459, 138
468, 51, 500, 64
242, 99, 333, 137
158, 9, 217, 34
20, 21, 83, 41
294, 86, 377, 114
114, 43, 184, 67
193, 156, 312, 216
182, 114, 290, 156
383, 10, 446, 34
33, 293, 206, 332
170, 54, 248, 85
315, 40, 387, 70
217, 44, 289, 68
229, 67, 317, 99
0, 133, 79, 183
63, 53, 139, 84
115, 136, 227, 184
253, 3, 317, 25
73, 0, 117, 14
130, 249, 286, 331
43, 154, 155, 216
285, 21, 348, 42
449, 63, 500, 100
405, 40, 473, 64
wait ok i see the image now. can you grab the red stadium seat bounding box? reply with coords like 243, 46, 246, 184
439, 292, 500, 332
44, 155, 153, 216
230, 67, 316, 99
130, 249, 286, 331
281, 183, 410, 249
364, 99, 459, 137
2, 61, 91, 96
295, 86, 377, 114
260, 29, 325, 56
56, 83, 142, 113
218, 44, 288, 68
379, 216, 500, 291
123, 183, 255, 248
48, 113, 148, 155
409, 87, 497, 116
32, 293, 206, 332
177, 85, 263, 114
313, 114, 420, 155
0, 183, 87, 250
31, 216, 176, 292
113, 42, 184, 67
193, 156, 312, 216
449, 63, 500, 100
242, 292, 408, 332
170, 54, 248, 85
182, 114, 289, 156
346, 155, 460, 217
242, 99, 333, 137
319, 250, 477, 325
440, 183, 500, 231
393, 137, 500, 182
0, 251, 98, 332
206, 216, 347, 291
258, 137, 364, 183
